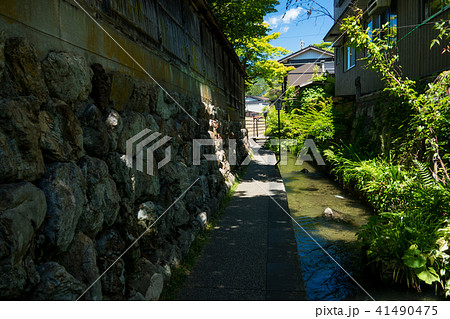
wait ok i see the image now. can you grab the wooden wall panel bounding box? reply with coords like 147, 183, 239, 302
86, 0, 160, 42
397, 3, 450, 79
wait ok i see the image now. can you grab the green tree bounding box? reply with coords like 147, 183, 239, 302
246, 78, 267, 96
263, 82, 282, 101
208, 0, 294, 87
246, 77, 283, 99
312, 41, 334, 52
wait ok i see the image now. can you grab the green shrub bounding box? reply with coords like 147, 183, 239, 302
324, 147, 450, 296
266, 73, 337, 155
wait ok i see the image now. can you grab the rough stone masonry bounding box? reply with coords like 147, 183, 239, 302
0, 33, 249, 300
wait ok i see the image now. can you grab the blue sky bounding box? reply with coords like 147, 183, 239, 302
264, 0, 334, 57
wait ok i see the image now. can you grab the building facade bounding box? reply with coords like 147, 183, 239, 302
245, 95, 270, 116
325, 0, 450, 97
279, 45, 335, 92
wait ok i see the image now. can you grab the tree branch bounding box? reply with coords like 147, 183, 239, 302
285, 0, 335, 21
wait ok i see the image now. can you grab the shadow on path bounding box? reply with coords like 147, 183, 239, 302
177, 147, 307, 300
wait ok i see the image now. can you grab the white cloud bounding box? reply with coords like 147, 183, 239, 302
264, 7, 304, 29
282, 7, 303, 23
280, 26, 290, 33
266, 16, 282, 27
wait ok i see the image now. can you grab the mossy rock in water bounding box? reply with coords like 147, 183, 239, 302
322, 207, 352, 224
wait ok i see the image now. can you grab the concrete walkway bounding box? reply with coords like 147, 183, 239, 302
177, 145, 307, 300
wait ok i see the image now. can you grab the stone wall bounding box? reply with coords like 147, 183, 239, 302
0, 0, 246, 121
0, 34, 249, 300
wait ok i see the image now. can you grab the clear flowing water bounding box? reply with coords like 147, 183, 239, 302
279, 153, 442, 301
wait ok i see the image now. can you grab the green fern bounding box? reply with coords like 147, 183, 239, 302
414, 160, 435, 187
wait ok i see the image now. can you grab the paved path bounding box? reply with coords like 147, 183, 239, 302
177, 145, 307, 300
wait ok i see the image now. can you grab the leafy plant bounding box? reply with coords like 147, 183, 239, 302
265, 75, 337, 155
431, 20, 450, 54
342, 8, 450, 185
325, 143, 450, 295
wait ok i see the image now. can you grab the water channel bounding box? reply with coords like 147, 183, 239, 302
279, 153, 442, 301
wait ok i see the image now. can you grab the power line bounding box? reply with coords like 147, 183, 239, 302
397, 19, 450, 30
398, 19, 450, 43
277, 33, 327, 39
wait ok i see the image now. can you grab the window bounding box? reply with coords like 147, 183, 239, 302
375, 14, 382, 29
344, 46, 356, 71
422, 0, 450, 21
366, 6, 397, 46
366, 13, 382, 56
389, 12, 398, 42
388, 1, 398, 43
366, 13, 383, 41
368, 19, 374, 41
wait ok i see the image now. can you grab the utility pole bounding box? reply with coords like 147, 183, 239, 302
263, 111, 268, 136
275, 100, 283, 167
